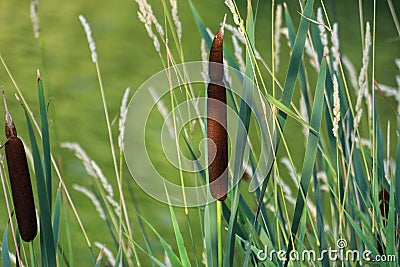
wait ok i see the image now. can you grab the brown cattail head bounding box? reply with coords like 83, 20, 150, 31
2, 88, 37, 242
208, 15, 226, 82
207, 18, 228, 201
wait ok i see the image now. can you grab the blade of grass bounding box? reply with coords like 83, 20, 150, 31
285, 58, 327, 263
37, 71, 52, 210
396, 130, 400, 214
138, 214, 183, 267
53, 189, 61, 249
205, 203, 217, 267
227, 2, 255, 266
24, 108, 56, 267
386, 182, 396, 263
345, 211, 379, 256
167, 204, 191, 267
2, 224, 12, 267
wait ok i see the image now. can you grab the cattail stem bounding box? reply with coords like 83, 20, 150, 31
207, 18, 228, 201
2, 87, 37, 242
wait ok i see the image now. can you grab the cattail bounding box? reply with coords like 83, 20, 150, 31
207, 17, 228, 201
2, 88, 37, 242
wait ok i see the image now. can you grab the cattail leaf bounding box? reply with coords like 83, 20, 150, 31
284, 5, 311, 117
1, 224, 12, 267
167, 204, 191, 267
265, 93, 317, 134
353, 146, 369, 212
53, 189, 61, 249
277, 0, 314, 130
345, 211, 379, 256
24, 108, 56, 266
286, 58, 326, 260
395, 132, 400, 214
386, 184, 396, 260
127, 238, 167, 267
204, 202, 217, 267
137, 214, 183, 267
114, 246, 122, 267
37, 74, 52, 210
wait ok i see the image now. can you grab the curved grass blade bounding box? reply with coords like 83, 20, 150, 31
138, 214, 183, 267
24, 108, 56, 266
226, 3, 255, 266
205, 203, 217, 267
285, 58, 327, 263
2, 224, 12, 267
277, 0, 314, 130
114, 247, 122, 267
345, 211, 379, 256
53, 189, 61, 249
37, 72, 52, 210
395, 132, 400, 214
167, 204, 191, 267
284, 4, 311, 117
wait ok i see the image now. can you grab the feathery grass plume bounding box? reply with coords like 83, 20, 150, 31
231, 35, 245, 73
299, 95, 309, 137
106, 195, 121, 217
61, 142, 114, 198
2, 88, 37, 242
332, 74, 340, 138
342, 55, 358, 90
317, 7, 329, 58
224, 0, 244, 36
136, 0, 164, 52
224, 23, 245, 44
207, 18, 228, 201
94, 242, 116, 266
331, 23, 339, 72
354, 22, 371, 130
30, 0, 40, 39
274, 4, 282, 71
148, 86, 175, 138
303, 37, 319, 71
169, 0, 182, 40
79, 15, 97, 63
200, 38, 208, 82
118, 87, 130, 150
72, 184, 106, 220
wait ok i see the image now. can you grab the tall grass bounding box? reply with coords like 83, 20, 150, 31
0, 0, 399, 266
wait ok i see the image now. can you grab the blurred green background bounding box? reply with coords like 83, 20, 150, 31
0, 0, 398, 265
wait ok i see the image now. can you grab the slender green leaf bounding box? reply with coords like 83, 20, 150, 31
38, 76, 52, 210
114, 246, 122, 267
286, 59, 326, 261
284, 4, 311, 117
139, 215, 183, 267
167, 204, 191, 267
2, 224, 11, 267
53, 189, 61, 249
277, 0, 314, 130
24, 108, 56, 266
386, 182, 396, 263
205, 203, 217, 267
395, 131, 400, 214
345, 211, 379, 256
